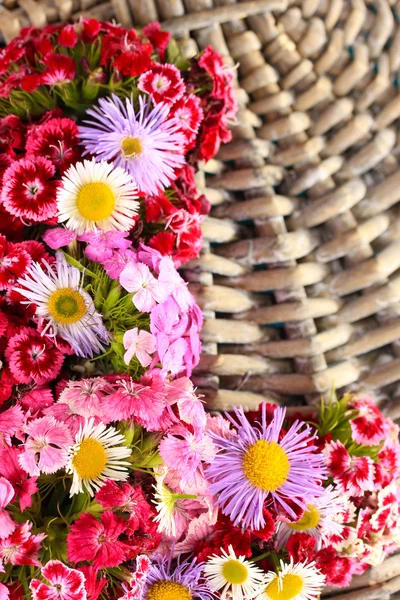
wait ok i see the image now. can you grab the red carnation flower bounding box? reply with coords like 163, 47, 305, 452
80, 19, 102, 43
58, 25, 78, 48
138, 64, 185, 105
101, 30, 153, 77
25, 117, 81, 173
77, 566, 106, 600
170, 94, 204, 145
0, 114, 25, 155
67, 511, 131, 570
286, 532, 316, 563
41, 54, 76, 85
1, 157, 59, 222
20, 240, 54, 266
142, 22, 170, 59
0, 235, 31, 290
314, 546, 353, 587
5, 327, 64, 385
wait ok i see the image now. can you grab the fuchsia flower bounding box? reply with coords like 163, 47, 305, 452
0, 478, 16, 539
138, 64, 185, 105
6, 327, 64, 385
123, 328, 157, 367
120, 261, 168, 312
323, 440, 375, 496
0, 405, 24, 446
42, 228, 77, 250
0, 447, 38, 511
30, 561, 86, 600
0, 522, 45, 567
102, 248, 137, 280
103, 377, 165, 427
80, 230, 131, 262
19, 416, 73, 476
1, 157, 59, 222
67, 511, 131, 570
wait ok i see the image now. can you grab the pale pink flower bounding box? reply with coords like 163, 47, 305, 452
58, 378, 114, 418
120, 262, 168, 312
0, 478, 16, 540
167, 377, 206, 432
44, 403, 91, 437
19, 416, 73, 476
42, 227, 76, 250
158, 256, 193, 311
30, 560, 86, 600
0, 582, 8, 600
123, 328, 157, 367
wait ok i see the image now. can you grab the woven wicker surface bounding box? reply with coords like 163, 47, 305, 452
2, 0, 400, 597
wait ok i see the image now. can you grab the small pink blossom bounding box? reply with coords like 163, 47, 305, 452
58, 378, 113, 419
0, 522, 45, 566
79, 230, 131, 262
102, 248, 137, 280
123, 328, 157, 367
19, 416, 73, 476
167, 377, 206, 432
30, 561, 86, 600
120, 262, 168, 312
0, 405, 24, 447
0, 477, 16, 540
102, 377, 165, 428
42, 227, 76, 250
158, 256, 193, 311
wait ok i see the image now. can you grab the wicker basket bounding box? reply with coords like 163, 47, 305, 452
1, 0, 400, 597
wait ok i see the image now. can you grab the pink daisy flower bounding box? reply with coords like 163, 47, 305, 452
123, 328, 157, 367
19, 416, 73, 477
41, 55, 76, 86
0, 447, 38, 511
138, 64, 185, 105
30, 560, 86, 600
0, 477, 16, 540
5, 327, 64, 385
323, 440, 375, 496
102, 377, 165, 427
0, 236, 31, 291
1, 157, 59, 222
58, 377, 114, 419
0, 522, 45, 567
120, 261, 168, 312
67, 511, 131, 570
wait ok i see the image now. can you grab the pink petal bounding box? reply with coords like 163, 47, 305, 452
136, 348, 153, 368
0, 582, 9, 600
0, 509, 16, 539
133, 287, 155, 312
138, 331, 157, 354
0, 477, 14, 509
42, 228, 76, 250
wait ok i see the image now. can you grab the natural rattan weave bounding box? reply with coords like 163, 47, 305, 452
1, 0, 400, 597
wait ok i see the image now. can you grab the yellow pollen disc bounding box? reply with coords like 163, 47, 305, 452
121, 137, 143, 159
265, 574, 304, 600
48, 288, 87, 325
221, 559, 248, 585
146, 581, 192, 600
289, 504, 320, 531
72, 438, 107, 480
76, 182, 115, 222
243, 440, 290, 492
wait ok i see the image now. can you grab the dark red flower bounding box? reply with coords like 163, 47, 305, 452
286, 532, 316, 563
5, 327, 64, 385
1, 157, 59, 222
80, 19, 102, 43
142, 22, 170, 59
58, 25, 78, 48
0, 235, 31, 290
0, 115, 25, 156
25, 117, 81, 173
101, 30, 153, 77
314, 546, 353, 587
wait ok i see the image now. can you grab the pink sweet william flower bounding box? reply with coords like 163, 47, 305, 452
0, 522, 45, 566
348, 395, 390, 446
95, 481, 152, 530
138, 64, 185, 105
102, 377, 165, 428
167, 377, 206, 432
42, 228, 77, 250
323, 440, 375, 496
123, 328, 157, 367
79, 230, 131, 262
67, 511, 131, 570
0, 447, 38, 511
19, 416, 73, 476
58, 378, 114, 419
120, 262, 168, 312
0, 478, 16, 540
374, 440, 400, 488
30, 561, 86, 600
120, 555, 150, 600
0, 405, 24, 447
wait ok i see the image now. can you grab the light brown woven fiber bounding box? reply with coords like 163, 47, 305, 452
1, 0, 400, 597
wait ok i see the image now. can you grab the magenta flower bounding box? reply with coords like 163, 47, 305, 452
102, 378, 165, 428
102, 248, 137, 280
19, 416, 73, 476
120, 261, 168, 312
42, 227, 77, 250
123, 328, 157, 367
79, 230, 131, 262
30, 560, 86, 600
0, 477, 16, 540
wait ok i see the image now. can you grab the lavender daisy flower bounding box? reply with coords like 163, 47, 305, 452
136, 553, 216, 600
206, 405, 327, 530
78, 95, 186, 195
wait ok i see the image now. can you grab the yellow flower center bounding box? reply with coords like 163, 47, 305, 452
48, 288, 87, 325
121, 137, 143, 159
221, 559, 248, 585
72, 438, 107, 480
265, 574, 304, 600
146, 581, 191, 600
288, 504, 320, 531
76, 182, 115, 221
242, 440, 290, 492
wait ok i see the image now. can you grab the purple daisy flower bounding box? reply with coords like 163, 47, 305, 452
78, 95, 186, 195
206, 405, 327, 530
134, 553, 216, 600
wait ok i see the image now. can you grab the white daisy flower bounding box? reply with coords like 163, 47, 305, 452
57, 158, 139, 234
15, 253, 109, 358
204, 545, 267, 600
275, 486, 346, 550
66, 418, 131, 496
259, 559, 325, 600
